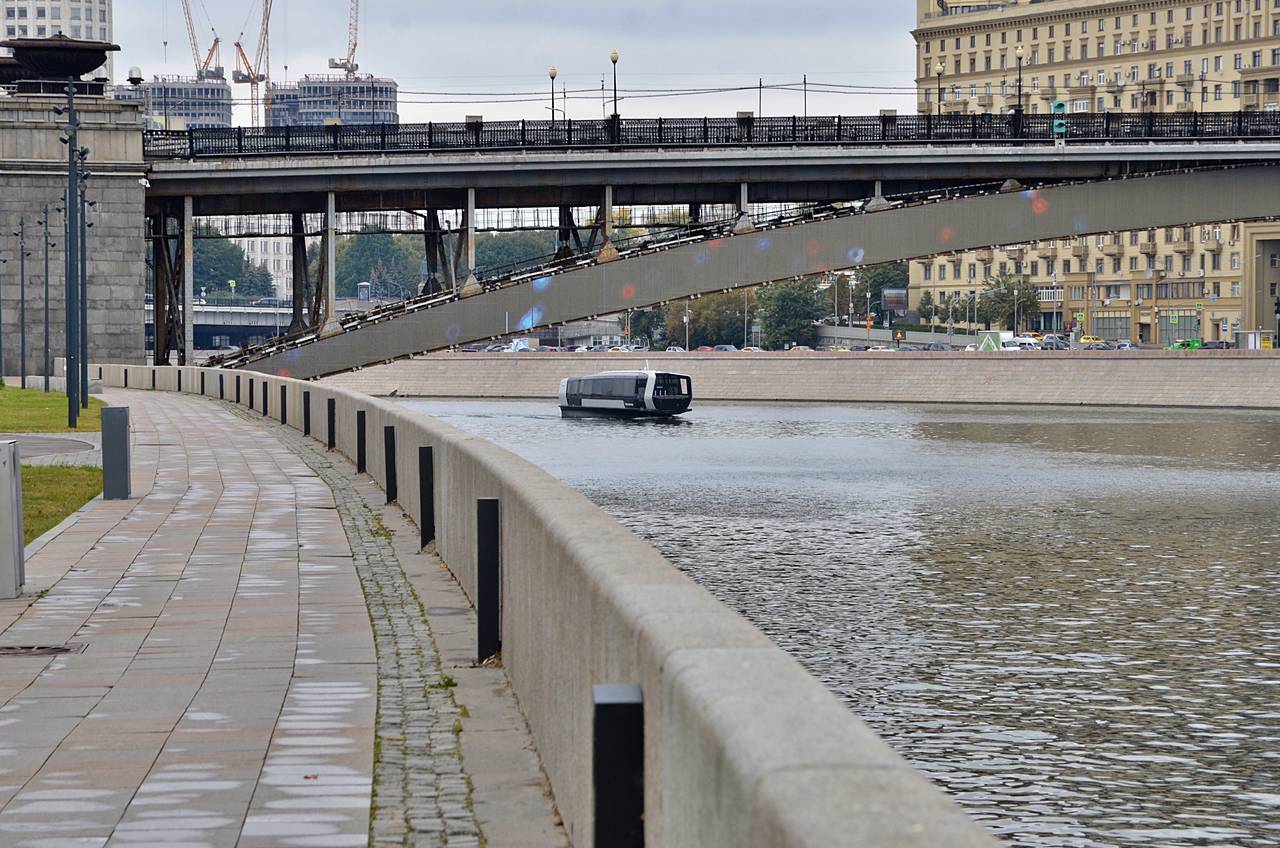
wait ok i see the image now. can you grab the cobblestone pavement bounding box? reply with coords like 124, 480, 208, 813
243, 406, 483, 848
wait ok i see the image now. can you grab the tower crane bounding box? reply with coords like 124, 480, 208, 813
180, 0, 222, 80
232, 0, 273, 126
328, 0, 359, 79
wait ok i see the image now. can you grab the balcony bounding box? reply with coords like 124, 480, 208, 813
977, 94, 994, 108
1172, 239, 1194, 254
973, 248, 994, 263
1139, 241, 1158, 254
1104, 79, 1125, 93
1102, 243, 1122, 257
1243, 93, 1261, 109
1176, 73, 1197, 87
1203, 238, 1224, 252
1038, 88, 1059, 101
1175, 101, 1195, 112
1071, 244, 1089, 259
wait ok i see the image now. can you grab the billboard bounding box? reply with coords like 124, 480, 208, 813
882, 288, 909, 314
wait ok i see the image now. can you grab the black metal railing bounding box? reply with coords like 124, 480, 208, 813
143, 111, 1280, 160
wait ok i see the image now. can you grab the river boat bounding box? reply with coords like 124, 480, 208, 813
558, 370, 692, 419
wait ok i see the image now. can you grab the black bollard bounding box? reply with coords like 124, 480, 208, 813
383, 425, 397, 503
592, 684, 645, 848
418, 446, 435, 548
356, 410, 367, 472
476, 497, 501, 663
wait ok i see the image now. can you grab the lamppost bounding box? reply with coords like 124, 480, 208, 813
935, 62, 945, 117
610, 50, 619, 118
1015, 45, 1025, 110
36, 205, 54, 392
56, 83, 82, 426
11, 220, 30, 387
549, 66, 557, 126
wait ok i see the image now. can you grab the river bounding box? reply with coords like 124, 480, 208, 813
398, 398, 1280, 848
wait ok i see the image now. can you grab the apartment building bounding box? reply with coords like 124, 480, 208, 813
2, 0, 113, 79
911, 0, 1280, 342
112, 75, 233, 129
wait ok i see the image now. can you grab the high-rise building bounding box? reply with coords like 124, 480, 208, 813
266, 74, 398, 126
911, 0, 1280, 343
113, 75, 233, 129
1, 0, 114, 79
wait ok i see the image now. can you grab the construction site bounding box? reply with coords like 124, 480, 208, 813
118, 0, 398, 129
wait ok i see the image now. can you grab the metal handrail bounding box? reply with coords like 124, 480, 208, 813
143, 111, 1280, 160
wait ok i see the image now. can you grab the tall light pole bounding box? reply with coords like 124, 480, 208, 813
935, 62, 945, 117
549, 66, 557, 127
38, 205, 53, 392
610, 50, 619, 118
1015, 46, 1025, 115
13, 220, 28, 387
59, 83, 81, 427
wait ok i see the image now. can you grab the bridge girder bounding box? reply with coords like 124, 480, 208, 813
244, 164, 1280, 379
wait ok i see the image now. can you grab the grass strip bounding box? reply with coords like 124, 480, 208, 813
0, 385, 105, 433
20, 465, 101, 544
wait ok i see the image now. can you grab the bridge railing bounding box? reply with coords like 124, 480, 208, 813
143, 111, 1280, 159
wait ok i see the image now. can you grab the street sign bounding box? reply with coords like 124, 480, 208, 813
1195, 302, 1204, 310
1075, 312, 1084, 321
977, 331, 1001, 351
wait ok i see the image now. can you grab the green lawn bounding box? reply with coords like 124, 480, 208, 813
20, 465, 102, 545
0, 384, 105, 433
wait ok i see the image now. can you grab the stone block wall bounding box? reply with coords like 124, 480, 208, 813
0, 96, 147, 377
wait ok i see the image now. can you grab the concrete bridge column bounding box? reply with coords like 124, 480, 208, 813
460, 189, 480, 297
597, 185, 619, 263
323, 192, 341, 336
733, 182, 754, 234
182, 196, 194, 364
287, 212, 308, 335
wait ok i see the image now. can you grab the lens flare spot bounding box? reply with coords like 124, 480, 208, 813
1073, 215, 1089, 232
756, 237, 772, 252
532, 275, 553, 292
446, 323, 462, 342
1030, 193, 1050, 215
847, 247, 866, 264
620, 283, 636, 301
806, 239, 822, 257
707, 238, 723, 251
940, 227, 955, 243
693, 249, 709, 267
516, 305, 545, 332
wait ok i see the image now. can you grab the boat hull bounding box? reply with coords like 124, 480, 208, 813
559, 406, 686, 419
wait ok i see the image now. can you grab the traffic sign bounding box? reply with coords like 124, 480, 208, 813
1075, 312, 1085, 321
1195, 302, 1204, 310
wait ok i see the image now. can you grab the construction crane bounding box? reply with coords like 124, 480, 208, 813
328, 0, 359, 79
180, 0, 222, 80
232, 0, 273, 126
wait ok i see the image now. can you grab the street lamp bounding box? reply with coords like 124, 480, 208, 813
1014, 46, 1025, 116
549, 66, 557, 126
610, 50, 619, 118
935, 62, 945, 117
10, 220, 30, 387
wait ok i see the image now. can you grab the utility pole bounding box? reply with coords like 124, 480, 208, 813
40, 206, 51, 392
758, 78, 763, 117
62, 82, 81, 427
16, 219, 27, 388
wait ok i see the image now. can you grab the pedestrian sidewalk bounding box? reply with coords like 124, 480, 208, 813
0, 388, 565, 847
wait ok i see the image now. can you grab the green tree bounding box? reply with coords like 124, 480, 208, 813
236, 262, 276, 299
663, 291, 754, 348
336, 230, 414, 297
756, 278, 828, 349
194, 236, 245, 297
917, 289, 936, 325
978, 273, 1041, 332
627, 307, 666, 347
856, 261, 909, 306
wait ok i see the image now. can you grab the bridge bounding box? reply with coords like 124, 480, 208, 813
136, 111, 1280, 374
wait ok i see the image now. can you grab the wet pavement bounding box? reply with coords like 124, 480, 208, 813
400, 398, 1280, 848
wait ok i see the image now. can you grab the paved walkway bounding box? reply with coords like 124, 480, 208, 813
0, 433, 101, 468
0, 389, 565, 847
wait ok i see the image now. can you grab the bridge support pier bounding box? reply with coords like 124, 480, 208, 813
460, 188, 481, 297
182, 197, 194, 365
287, 212, 309, 335
420, 209, 446, 296
732, 182, 754, 234
322, 192, 341, 336
597, 185, 619, 263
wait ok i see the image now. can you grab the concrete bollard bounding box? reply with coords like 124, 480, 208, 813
0, 441, 25, 600
102, 406, 131, 500
593, 683, 645, 848
383, 426, 397, 504
418, 446, 435, 548
476, 497, 501, 663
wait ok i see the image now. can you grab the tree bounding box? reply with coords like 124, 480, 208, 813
917, 290, 936, 325
756, 278, 828, 349
627, 307, 666, 347
856, 261, 909, 306
194, 236, 245, 297
335, 230, 414, 297
237, 262, 276, 299
663, 291, 754, 348
978, 273, 1041, 331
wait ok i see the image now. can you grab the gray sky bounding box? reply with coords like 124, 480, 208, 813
114, 1, 920, 123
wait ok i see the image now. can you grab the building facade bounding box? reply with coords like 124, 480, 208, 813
266, 74, 398, 126
911, 0, 1280, 342
2, 0, 113, 79
112, 75, 233, 129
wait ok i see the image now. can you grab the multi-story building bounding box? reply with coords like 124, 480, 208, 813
112, 74, 233, 129
2, 0, 113, 79
266, 74, 398, 126
911, 0, 1280, 343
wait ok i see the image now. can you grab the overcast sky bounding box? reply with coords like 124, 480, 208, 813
114, 1, 920, 123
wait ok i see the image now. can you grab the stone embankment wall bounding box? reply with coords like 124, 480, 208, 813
94, 362, 999, 848
322, 351, 1280, 408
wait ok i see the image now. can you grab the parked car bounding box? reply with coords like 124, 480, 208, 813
694, 345, 715, 352
999, 340, 1024, 352
1083, 342, 1116, 350
1165, 338, 1203, 351
1115, 340, 1139, 351
963, 343, 978, 351
1040, 335, 1071, 350
1012, 336, 1042, 350
712, 344, 740, 352
1200, 340, 1234, 349
741, 346, 764, 352
924, 342, 952, 351
1078, 335, 1105, 347
895, 344, 921, 352
665, 345, 686, 352
483, 344, 507, 352
788, 345, 815, 352
456, 344, 485, 353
